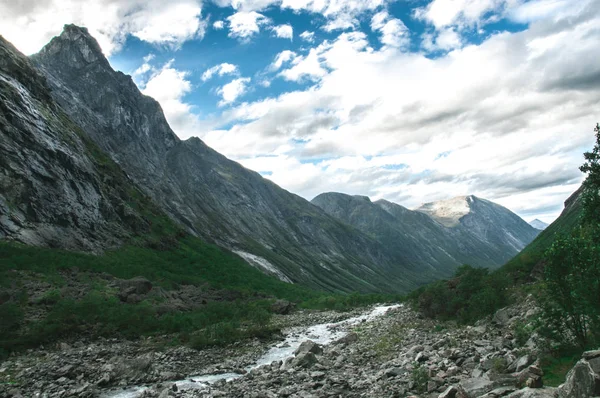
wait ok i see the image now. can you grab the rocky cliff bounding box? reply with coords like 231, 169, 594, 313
0, 34, 163, 252
27, 25, 424, 293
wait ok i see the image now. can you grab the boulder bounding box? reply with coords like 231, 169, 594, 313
271, 300, 294, 315
293, 352, 319, 368
557, 358, 600, 398
294, 340, 323, 356
119, 277, 152, 295
460, 377, 494, 397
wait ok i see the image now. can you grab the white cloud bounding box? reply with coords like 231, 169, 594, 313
202, 63, 239, 81
422, 27, 463, 52
271, 24, 293, 40
215, 0, 390, 32
414, 0, 514, 30
270, 50, 297, 71
299, 30, 315, 42
199, 0, 600, 222
140, 60, 202, 139
0, 0, 206, 56
227, 11, 271, 39
218, 77, 252, 105
370, 11, 410, 48
213, 20, 225, 29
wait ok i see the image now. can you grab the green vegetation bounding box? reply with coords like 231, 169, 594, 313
537, 123, 600, 350
411, 363, 430, 393
0, 235, 400, 358
407, 264, 510, 324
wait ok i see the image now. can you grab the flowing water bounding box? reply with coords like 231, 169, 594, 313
102, 304, 401, 398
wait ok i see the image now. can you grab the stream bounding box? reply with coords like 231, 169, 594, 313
102, 304, 401, 398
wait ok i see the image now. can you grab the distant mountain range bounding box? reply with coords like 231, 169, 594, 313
0, 25, 542, 293
529, 219, 549, 230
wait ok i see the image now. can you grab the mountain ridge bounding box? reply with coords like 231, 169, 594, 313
312, 192, 540, 272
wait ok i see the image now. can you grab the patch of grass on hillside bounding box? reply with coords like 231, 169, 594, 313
0, 238, 313, 300
300, 292, 403, 311
540, 351, 581, 387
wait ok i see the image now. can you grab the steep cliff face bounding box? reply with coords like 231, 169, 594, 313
312, 193, 540, 271
29, 25, 422, 293
0, 35, 156, 252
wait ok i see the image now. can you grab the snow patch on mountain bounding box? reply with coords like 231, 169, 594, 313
416, 196, 473, 227
233, 250, 293, 283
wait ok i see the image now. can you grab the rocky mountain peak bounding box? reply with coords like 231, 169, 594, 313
35, 24, 108, 69
417, 195, 475, 228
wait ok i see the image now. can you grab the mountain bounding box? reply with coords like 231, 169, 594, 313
0, 34, 164, 252
504, 186, 583, 279
312, 193, 540, 272
529, 219, 549, 230
417, 195, 540, 260
25, 25, 428, 294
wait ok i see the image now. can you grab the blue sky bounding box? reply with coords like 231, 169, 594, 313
2, 0, 599, 223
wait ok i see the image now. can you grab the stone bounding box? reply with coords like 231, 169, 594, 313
460, 377, 494, 397
333, 332, 359, 346
558, 359, 600, 398
271, 300, 294, 315
438, 386, 458, 398
295, 340, 323, 356
293, 352, 319, 369
506, 387, 558, 398
416, 351, 429, 363
582, 350, 600, 360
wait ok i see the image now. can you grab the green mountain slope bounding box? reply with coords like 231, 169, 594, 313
503, 186, 583, 280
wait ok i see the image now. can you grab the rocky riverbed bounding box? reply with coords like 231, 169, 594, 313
1, 298, 599, 398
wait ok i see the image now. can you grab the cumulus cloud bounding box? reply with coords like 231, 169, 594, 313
414, 0, 512, 30
370, 11, 410, 48
299, 31, 315, 42
200, 0, 600, 222
227, 11, 271, 39
0, 0, 206, 56
271, 24, 293, 40
270, 50, 297, 71
218, 77, 252, 105
202, 63, 239, 81
213, 20, 225, 29
215, 0, 390, 32
138, 60, 202, 139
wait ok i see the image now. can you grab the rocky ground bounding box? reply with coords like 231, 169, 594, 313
1, 297, 599, 398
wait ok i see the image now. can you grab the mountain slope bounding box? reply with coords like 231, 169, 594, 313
0, 34, 165, 252
417, 195, 540, 265
28, 25, 425, 293
312, 193, 540, 272
504, 186, 583, 279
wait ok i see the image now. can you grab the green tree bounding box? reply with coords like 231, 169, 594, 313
580, 123, 600, 227
540, 123, 600, 349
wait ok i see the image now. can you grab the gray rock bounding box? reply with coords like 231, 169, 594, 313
295, 340, 323, 356
460, 377, 494, 397
439, 385, 458, 398
293, 352, 319, 369
557, 359, 600, 398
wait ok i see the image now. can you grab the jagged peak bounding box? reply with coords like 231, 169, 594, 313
34, 24, 109, 69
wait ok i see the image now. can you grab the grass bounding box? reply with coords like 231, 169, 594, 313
541, 353, 580, 387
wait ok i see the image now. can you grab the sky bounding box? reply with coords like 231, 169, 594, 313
1, 0, 599, 224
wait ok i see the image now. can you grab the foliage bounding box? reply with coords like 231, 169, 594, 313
538, 229, 600, 348
408, 264, 510, 324
411, 363, 430, 393
580, 123, 600, 225
537, 123, 600, 350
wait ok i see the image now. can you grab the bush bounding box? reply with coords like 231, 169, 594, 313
408, 264, 510, 324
